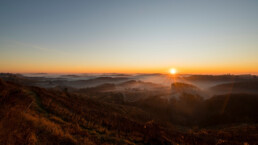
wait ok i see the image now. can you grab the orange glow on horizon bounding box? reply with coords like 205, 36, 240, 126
1, 65, 258, 75
0, 59, 257, 75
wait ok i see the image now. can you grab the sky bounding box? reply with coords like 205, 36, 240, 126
0, 0, 258, 74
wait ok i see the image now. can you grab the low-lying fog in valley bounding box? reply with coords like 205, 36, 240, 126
18, 73, 258, 97
1, 73, 258, 144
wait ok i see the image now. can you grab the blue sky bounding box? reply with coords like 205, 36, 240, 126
0, 0, 258, 74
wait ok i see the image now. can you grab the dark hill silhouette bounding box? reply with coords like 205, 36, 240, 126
171, 82, 200, 92
57, 77, 131, 88
183, 74, 257, 81
0, 79, 175, 144
170, 82, 207, 99
202, 93, 258, 126
1, 76, 258, 144
209, 81, 258, 94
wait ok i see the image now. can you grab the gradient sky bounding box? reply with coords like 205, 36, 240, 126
0, 0, 258, 74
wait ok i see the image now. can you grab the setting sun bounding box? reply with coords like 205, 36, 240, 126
0, 1, 258, 144
170, 68, 177, 75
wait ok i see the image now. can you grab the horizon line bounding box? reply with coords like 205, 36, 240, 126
1, 72, 257, 76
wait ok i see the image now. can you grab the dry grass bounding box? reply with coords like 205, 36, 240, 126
0, 78, 258, 145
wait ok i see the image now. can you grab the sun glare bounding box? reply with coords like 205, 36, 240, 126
169, 68, 177, 75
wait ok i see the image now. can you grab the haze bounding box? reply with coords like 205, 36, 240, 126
1, 1, 258, 143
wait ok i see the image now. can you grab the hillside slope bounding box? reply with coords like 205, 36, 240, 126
0, 78, 258, 145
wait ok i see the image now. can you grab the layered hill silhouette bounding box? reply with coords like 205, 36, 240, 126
0, 78, 173, 144
209, 81, 258, 95
0, 74, 258, 144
